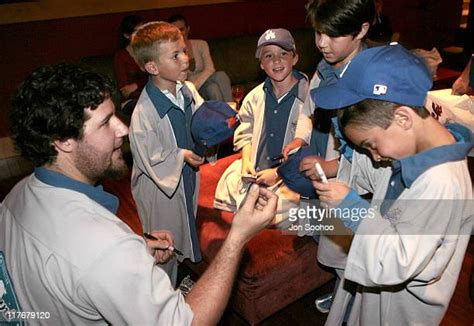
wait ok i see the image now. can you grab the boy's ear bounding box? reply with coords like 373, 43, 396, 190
393, 106, 414, 130
292, 52, 299, 66
144, 61, 159, 75
355, 22, 370, 40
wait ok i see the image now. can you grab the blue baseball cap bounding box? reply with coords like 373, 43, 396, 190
277, 146, 318, 199
312, 44, 433, 110
191, 101, 240, 156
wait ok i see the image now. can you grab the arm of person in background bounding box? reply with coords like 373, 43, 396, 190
114, 50, 139, 100
452, 57, 472, 95
190, 40, 216, 90
185, 184, 277, 325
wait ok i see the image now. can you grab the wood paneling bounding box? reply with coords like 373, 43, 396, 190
0, 0, 242, 24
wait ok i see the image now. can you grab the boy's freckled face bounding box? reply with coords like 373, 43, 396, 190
153, 36, 189, 89
315, 32, 361, 68
344, 123, 414, 162
259, 45, 298, 82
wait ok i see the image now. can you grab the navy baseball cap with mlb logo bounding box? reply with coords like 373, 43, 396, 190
191, 100, 240, 157
311, 43, 433, 110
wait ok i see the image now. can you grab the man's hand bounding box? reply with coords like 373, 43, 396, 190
282, 138, 306, 160
120, 83, 139, 99
256, 168, 279, 187
144, 230, 175, 264
183, 149, 204, 168
313, 180, 350, 208
184, 184, 277, 325
230, 184, 277, 243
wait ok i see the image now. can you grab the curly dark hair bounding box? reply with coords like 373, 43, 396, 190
10, 63, 113, 166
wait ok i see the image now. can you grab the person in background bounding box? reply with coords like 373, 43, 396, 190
367, 0, 400, 46
168, 14, 233, 102
281, 0, 375, 314
128, 22, 205, 286
452, 55, 473, 95
0, 63, 278, 325
113, 15, 148, 115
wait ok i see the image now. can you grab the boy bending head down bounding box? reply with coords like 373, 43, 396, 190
312, 44, 473, 325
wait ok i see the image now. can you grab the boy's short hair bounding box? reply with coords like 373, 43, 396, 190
306, 0, 375, 37
339, 99, 429, 130
131, 21, 182, 67
255, 28, 296, 58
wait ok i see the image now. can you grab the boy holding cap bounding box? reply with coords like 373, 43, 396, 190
214, 28, 308, 225
312, 43, 473, 325
128, 22, 206, 285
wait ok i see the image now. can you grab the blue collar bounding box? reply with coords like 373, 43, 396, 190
34, 167, 119, 214
263, 69, 306, 102
317, 60, 346, 82
145, 79, 193, 119
393, 123, 473, 188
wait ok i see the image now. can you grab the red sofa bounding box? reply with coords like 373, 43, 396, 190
189, 153, 333, 324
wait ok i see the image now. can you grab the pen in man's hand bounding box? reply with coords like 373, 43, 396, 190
143, 232, 183, 256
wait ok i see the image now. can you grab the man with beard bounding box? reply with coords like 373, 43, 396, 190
0, 64, 277, 325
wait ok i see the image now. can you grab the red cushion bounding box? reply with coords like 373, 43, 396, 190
196, 154, 333, 323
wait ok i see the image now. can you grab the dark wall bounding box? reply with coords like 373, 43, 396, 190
383, 0, 463, 50
0, 0, 465, 137
0, 0, 310, 137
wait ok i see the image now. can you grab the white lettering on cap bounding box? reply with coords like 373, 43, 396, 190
373, 84, 387, 95
265, 30, 276, 40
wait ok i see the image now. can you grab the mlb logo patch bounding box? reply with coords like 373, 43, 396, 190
373, 84, 387, 95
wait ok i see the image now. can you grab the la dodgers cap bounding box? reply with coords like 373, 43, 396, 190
191, 100, 240, 157
255, 28, 296, 58
312, 43, 433, 110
